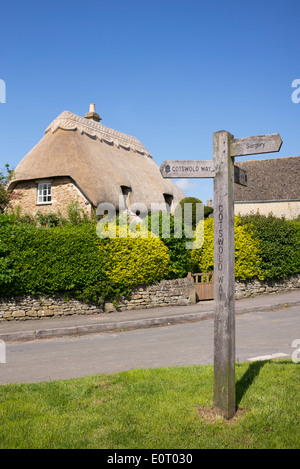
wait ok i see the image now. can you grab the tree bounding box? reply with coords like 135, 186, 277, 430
175, 197, 213, 229
0, 164, 19, 212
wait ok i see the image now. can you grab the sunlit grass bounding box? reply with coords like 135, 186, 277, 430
0, 360, 299, 449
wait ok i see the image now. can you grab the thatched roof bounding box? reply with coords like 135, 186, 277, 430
234, 156, 300, 201
10, 109, 185, 211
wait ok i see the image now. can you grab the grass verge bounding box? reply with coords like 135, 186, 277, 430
0, 360, 299, 449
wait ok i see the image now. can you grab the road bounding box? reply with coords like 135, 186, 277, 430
0, 306, 299, 384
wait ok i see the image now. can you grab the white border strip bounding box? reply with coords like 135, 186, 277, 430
247, 352, 288, 362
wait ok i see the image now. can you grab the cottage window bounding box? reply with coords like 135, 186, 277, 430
121, 186, 131, 210
37, 182, 52, 204
163, 194, 173, 212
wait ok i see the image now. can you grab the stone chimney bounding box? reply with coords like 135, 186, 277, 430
84, 103, 102, 122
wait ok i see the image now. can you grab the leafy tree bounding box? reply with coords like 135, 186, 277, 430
176, 197, 213, 229
0, 164, 19, 212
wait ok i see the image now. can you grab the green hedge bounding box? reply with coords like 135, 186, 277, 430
239, 213, 300, 280
0, 211, 299, 302
0, 214, 172, 302
97, 222, 171, 291
191, 217, 264, 280
191, 213, 300, 281
144, 212, 192, 279
0, 218, 110, 301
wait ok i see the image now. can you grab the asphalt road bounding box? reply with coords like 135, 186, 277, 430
0, 306, 299, 385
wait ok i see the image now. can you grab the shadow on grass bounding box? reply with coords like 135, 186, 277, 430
236, 359, 294, 410
236, 360, 266, 408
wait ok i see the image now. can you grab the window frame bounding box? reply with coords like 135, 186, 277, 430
37, 181, 52, 205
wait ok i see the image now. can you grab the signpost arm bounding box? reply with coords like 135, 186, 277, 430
213, 131, 236, 419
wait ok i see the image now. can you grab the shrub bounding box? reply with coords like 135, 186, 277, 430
6, 200, 93, 227
176, 197, 213, 229
35, 211, 62, 227
191, 216, 264, 280
143, 212, 192, 279
97, 222, 171, 293
239, 213, 300, 280
67, 200, 91, 225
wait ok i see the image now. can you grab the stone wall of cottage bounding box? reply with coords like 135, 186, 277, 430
10, 176, 93, 218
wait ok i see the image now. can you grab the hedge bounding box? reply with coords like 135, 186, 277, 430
143, 212, 192, 279
0, 219, 110, 302
0, 215, 171, 302
191, 214, 300, 281
0, 211, 299, 302
239, 213, 300, 280
191, 216, 264, 280
97, 222, 171, 291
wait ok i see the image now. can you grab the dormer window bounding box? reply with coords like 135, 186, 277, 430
163, 193, 173, 211
37, 182, 52, 204
121, 186, 131, 210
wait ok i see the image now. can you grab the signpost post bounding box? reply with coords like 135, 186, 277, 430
160, 130, 282, 419
213, 131, 236, 419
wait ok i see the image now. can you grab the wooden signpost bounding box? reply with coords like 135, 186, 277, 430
160, 130, 282, 419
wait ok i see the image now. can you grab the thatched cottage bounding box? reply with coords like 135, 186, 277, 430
234, 156, 300, 219
8, 105, 185, 218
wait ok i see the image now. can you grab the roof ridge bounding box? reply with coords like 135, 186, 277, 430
237, 156, 300, 163
45, 110, 152, 158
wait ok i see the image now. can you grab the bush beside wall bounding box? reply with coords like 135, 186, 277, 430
239, 213, 300, 280
1, 274, 299, 322
191, 217, 264, 280
0, 212, 299, 321
0, 215, 172, 304
191, 215, 300, 282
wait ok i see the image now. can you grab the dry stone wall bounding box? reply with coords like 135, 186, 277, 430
0, 278, 195, 321
235, 273, 300, 299
0, 296, 101, 320
115, 278, 196, 312
0, 275, 299, 322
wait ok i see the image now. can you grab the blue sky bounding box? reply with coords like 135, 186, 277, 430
0, 0, 299, 204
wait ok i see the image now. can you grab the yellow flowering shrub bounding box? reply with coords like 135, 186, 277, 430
97, 222, 171, 289
191, 216, 264, 280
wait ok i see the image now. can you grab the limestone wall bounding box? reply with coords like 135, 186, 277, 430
235, 273, 300, 299
0, 278, 196, 321
0, 274, 299, 322
115, 278, 196, 312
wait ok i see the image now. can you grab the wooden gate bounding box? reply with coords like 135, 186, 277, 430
188, 272, 214, 301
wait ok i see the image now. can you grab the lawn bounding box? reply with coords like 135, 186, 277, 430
0, 360, 299, 449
